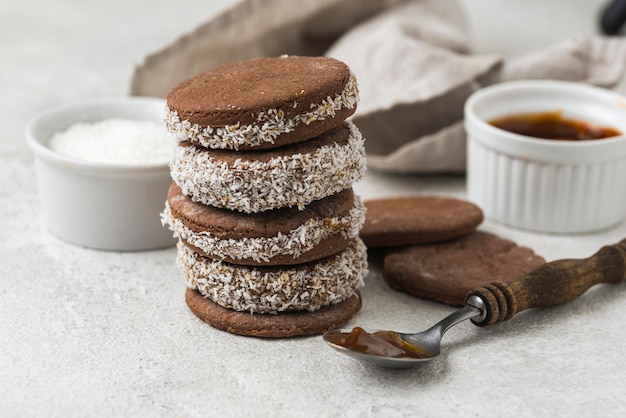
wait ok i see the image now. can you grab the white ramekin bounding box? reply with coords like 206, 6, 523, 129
26, 97, 176, 251
465, 80, 626, 234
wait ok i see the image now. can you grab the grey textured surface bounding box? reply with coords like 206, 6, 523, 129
2, 1, 626, 416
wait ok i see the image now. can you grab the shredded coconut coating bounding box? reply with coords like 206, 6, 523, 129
170, 121, 366, 213
164, 72, 359, 150
177, 238, 368, 314
161, 196, 366, 263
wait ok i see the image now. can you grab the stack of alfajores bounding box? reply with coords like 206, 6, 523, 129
161, 55, 368, 337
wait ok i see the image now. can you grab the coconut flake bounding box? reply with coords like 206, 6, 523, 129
170, 121, 366, 213
177, 238, 368, 314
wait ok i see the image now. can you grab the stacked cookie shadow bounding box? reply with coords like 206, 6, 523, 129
360, 197, 546, 307
161, 56, 368, 337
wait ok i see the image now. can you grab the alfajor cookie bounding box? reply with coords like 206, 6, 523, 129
165, 55, 359, 151
162, 183, 366, 266
162, 54, 368, 338
177, 238, 368, 314
185, 288, 362, 338
360, 196, 484, 247
382, 231, 546, 306
170, 121, 366, 213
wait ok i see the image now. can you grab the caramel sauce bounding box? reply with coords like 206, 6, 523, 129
325, 327, 429, 359
488, 110, 621, 141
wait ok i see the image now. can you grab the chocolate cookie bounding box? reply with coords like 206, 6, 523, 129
382, 231, 546, 306
169, 121, 366, 213
163, 183, 366, 266
185, 288, 362, 338
165, 55, 358, 150
360, 196, 484, 247
177, 238, 368, 313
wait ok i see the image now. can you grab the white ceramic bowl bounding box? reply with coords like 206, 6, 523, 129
465, 80, 626, 234
26, 97, 176, 251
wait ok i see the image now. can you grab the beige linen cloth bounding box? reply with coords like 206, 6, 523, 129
131, 0, 626, 173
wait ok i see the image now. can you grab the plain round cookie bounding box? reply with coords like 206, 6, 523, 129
360, 196, 484, 247
185, 288, 362, 338
169, 121, 366, 213
382, 231, 546, 306
163, 183, 366, 266
165, 55, 358, 150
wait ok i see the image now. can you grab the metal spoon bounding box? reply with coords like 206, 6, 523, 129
324, 239, 626, 368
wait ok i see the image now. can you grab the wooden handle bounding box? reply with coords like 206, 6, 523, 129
466, 239, 626, 327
